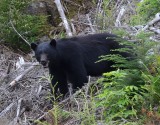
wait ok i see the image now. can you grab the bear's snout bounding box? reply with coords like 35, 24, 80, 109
39, 54, 48, 67
40, 60, 49, 68
40, 60, 47, 66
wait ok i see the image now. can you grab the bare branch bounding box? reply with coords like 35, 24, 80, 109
36, 85, 43, 97
9, 62, 40, 87
54, 0, 72, 37
115, 6, 126, 27
13, 98, 22, 125
10, 20, 30, 46
149, 27, 160, 34
143, 13, 160, 31
70, 19, 76, 35
86, 14, 96, 33
0, 102, 15, 117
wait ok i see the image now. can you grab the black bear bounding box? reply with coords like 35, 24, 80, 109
31, 33, 131, 97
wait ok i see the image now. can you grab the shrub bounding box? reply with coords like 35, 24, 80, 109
130, 0, 160, 25
97, 70, 145, 123
137, 0, 160, 21
96, 31, 160, 124
0, 0, 49, 52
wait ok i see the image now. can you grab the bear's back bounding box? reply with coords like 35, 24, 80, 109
59, 33, 117, 43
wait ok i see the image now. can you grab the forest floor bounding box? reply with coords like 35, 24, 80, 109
0, 45, 98, 125
0, 45, 53, 125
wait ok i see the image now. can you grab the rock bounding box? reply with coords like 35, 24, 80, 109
25, 1, 58, 26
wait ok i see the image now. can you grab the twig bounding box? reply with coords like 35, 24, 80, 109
13, 98, 22, 125
94, 0, 103, 27
0, 102, 16, 117
9, 62, 40, 87
37, 112, 48, 121
9, 1, 30, 46
149, 27, 160, 34
24, 112, 27, 125
96, 0, 103, 15
86, 14, 96, 33
6, 61, 12, 74
59, 87, 82, 105
70, 20, 76, 35
115, 6, 126, 27
16, 98, 22, 118
142, 13, 160, 31
37, 85, 43, 97
54, 0, 72, 37
10, 20, 30, 46
149, 36, 159, 42
60, 80, 95, 105
85, 76, 91, 96
73, 98, 80, 112
37, 80, 95, 121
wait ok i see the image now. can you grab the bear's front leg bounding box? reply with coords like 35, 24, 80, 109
67, 61, 88, 91
49, 68, 69, 99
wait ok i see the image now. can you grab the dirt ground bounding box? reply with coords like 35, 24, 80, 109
0, 45, 99, 125
0, 45, 53, 125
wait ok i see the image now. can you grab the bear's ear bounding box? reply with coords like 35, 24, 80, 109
30, 43, 37, 51
50, 39, 56, 47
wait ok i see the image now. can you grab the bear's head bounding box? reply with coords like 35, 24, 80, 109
31, 39, 57, 67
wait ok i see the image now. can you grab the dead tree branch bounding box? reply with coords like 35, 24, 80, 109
143, 13, 160, 31
54, 0, 72, 37
0, 102, 16, 117
115, 6, 126, 27
13, 98, 22, 125
149, 27, 160, 34
86, 14, 96, 33
9, 62, 40, 87
9, 20, 30, 46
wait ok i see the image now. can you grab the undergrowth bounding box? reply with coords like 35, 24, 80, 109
130, 0, 160, 25
0, 0, 49, 52
95, 31, 160, 124
34, 0, 160, 124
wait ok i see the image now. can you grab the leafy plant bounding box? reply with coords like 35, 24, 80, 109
35, 75, 70, 125
137, 0, 160, 21
96, 69, 144, 123
71, 89, 100, 125
130, 0, 160, 25
96, 31, 160, 124
35, 104, 70, 125
98, 37, 138, 70
0, 0, 49, 52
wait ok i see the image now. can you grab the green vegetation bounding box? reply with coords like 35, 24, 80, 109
137, 0, 160, 21
0, 0, 49, 52
130, 0, 160, 25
